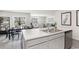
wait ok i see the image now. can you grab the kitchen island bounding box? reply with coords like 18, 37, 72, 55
21, 28, 72, 49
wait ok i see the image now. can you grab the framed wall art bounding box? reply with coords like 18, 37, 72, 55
61, 12, 71, 26
76, 10, 79, 26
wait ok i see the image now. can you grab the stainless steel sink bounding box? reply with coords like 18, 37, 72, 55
42, 29, 62, 33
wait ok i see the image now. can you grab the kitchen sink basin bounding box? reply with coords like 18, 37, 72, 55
42, 29, 62, 33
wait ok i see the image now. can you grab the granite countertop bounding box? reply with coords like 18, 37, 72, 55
22, 28, 72, 41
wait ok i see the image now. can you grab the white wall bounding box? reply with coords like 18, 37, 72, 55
56, 10, 79, 40
0, 11, 30, 28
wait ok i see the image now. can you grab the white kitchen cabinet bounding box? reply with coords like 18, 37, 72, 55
48, 37, 64, 49
26, 33, 64, 49
27, 36, 64, 49
28, 36, 64, 49
29, 42, 49, 49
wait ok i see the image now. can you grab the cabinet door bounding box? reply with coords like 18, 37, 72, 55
28, 44, 40, 49
29, 42, 49, 49
49, 37, 64, 49
39, 42, 49, 49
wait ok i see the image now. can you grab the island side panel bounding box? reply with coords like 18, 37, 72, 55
64, 30, 72, 49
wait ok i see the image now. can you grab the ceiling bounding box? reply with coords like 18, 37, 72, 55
0, 10, 58, 16
8, 10, 57, 13
10, 10, 57, 16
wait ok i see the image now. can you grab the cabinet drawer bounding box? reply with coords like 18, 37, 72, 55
28, 41, 49, 49
25, 33, 64, 48
47, 33, 64, 40
25, 37, 48, 48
